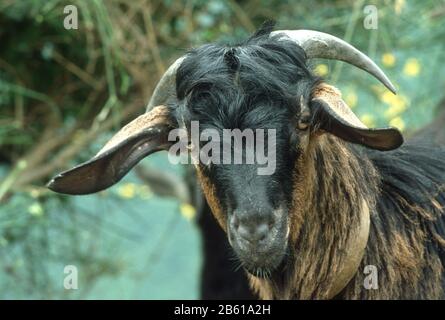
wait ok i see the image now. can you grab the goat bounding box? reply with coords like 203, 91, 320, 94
47, 23, 445, 299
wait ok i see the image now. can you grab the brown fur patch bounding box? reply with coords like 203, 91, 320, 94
195, 166, 227, 231
250, 133, 445, 299
248, 134, 378, 299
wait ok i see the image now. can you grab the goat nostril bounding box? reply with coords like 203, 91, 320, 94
256, 223, 269, 241
237, 222, 270, 243
237, 224, 251, 241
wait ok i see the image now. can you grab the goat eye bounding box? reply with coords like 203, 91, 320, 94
296, 96, 311, 130
297, 118, 310, 130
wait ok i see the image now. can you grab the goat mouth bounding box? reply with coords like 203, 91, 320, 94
240, 248, 288, 279
232, 240, 288, 278
243, 265, 274, 279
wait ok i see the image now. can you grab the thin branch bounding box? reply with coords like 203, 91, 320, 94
142, 1, 165, 77
227, 0, 256, 33
10, 100, 144, 189
52, 50, 101, 89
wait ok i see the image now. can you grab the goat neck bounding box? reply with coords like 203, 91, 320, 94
249, 133, 378, 299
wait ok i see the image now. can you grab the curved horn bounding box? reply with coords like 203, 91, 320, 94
147, 56, 186, 110
271, 30, 396, 94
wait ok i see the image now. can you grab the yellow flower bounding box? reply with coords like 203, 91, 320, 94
360, 114, 376, 127
28, 202, 44, 216
382, 53, 396, 67
370, 84, 385, 95
380, 92, 408, 119
395, 0, 405, 15
30, 188, 41, 198
137, 185, 153, 199
314, 64, 329, 76
403, 58, 421, 77
389, 117, 405, 131
344, 91, 358, 109
180, 203, 196, 221
384, 104, 406, 119
118, 183, 136, 199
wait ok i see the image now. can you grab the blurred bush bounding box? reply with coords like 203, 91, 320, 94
0, 0, 444, 299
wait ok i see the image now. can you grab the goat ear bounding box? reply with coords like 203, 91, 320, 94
47, 106, 175, 195
310, 84, 403, 151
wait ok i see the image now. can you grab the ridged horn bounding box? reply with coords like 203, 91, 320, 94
147, 56, 186, 111
271, 30, 396, 94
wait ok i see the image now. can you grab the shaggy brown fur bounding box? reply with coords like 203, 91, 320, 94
196, 166, 227, 232
248, 134, 445, 299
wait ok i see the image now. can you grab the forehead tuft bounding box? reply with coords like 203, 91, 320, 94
176, 35, 312, 98
174, 34, 320, 131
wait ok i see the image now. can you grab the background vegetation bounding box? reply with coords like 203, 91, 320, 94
1, 0, 444, 299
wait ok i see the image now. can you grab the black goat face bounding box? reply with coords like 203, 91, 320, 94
173, 39, 315, 276
192, 122, 295, 276
183, 111, 295, 277
223, 163, 291, 277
